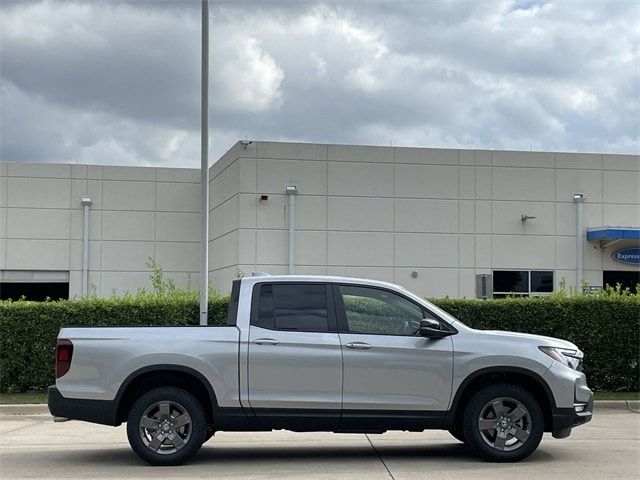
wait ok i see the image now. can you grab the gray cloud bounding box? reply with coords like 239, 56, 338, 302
1, 0, 638, 167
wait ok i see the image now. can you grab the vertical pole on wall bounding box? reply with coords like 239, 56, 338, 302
286, 184, 298, 274
199, 0, 209, 326
573, 193, 586, 292
80, 196, 92, 296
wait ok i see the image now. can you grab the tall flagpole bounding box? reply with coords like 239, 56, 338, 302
199, 0, 209, 326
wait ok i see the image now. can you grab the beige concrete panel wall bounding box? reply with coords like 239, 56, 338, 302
603, 204, 640, 226
102, 166, 156, 182
7, 162, 71, 178
394, 164, 458, 199
459, 167, 475, 199
102, 211, 155, 241
100, 271, 151, 296
475, 201, 492, 234
604, 154, 640, 171
492, 150, 555, 168
458, 235, 475, 268
101, 241, 154, 271
556, 169, 603, 203
258, 159, 327, 195
394, 267, 459, 298
556, 203, 603, 236
395, 199, 458, 233
155, 242, 200, 272
209, 160, 240, 208
603, 171, 640, 204
556, 153, 602, 170
328, 197, 393, 231
328, 144, 393, 163
327, 265, 395, 283
492, 201, 556, 235
327, 232, 394, 266
394, 147, 459, 165
210, 196, 239, 239
492, 168, 555, 201
6, 239, 70, 270
256, 141, 328, 161
102, 181, 156, 211
69, 241, 101, 270
5, 208, 70, 239
475, 167, 492, 199
209, 231, 239, 271
459, 200, 475, 233
492, 235, 556, 269
156, 212, 200, 242
157, 182, 200, 212
256, 194, 327, 230
475, 235, 492, 268
8, 177, 71, 208
328, 162, 392, 197
70, 209, 102, 240
395, 233, 458, 268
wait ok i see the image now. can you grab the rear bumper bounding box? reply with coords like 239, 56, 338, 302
551, 392, 593, 439
47, 386, 120, 426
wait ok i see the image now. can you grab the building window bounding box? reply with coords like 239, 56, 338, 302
0, 282, 69, 301
492, 271, 553, 297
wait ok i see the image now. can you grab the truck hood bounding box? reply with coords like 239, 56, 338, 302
476, 329, 579, 351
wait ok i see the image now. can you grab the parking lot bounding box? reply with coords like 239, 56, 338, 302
1, 408, 638, 480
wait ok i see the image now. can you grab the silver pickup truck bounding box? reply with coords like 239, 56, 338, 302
48, 274, 593, 465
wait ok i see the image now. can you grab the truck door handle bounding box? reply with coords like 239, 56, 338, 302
253, 338, 280, 346
345, 342, 372, 350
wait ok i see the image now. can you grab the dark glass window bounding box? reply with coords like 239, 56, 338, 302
493, 271, 528, 294
531, 271, 554, 293
340, 285, 428, 335
604, 271, 640, 294
0, 282, 69, 301
253, 283, 329, 332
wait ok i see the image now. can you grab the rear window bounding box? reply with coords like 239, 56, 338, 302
253, 283, 329, 332
226, 279, 241, 326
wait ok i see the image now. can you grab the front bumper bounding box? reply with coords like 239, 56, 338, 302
48, 386, 120, 426
551, 390, 593, 439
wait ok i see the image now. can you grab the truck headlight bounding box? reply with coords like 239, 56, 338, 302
539, 346, 583, 371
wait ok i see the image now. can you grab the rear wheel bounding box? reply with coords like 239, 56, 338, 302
126, 386, 207, 466
462, 383, 544, 462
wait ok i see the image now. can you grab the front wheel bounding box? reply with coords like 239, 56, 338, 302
462, 383, 544, 462
126, 386, 207, 466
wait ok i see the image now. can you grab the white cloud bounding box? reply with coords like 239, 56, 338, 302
1, 0, 638, 168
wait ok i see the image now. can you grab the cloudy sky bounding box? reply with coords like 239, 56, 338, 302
1, 0, 638, 167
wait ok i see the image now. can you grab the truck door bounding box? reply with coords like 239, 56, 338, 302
247, 282, 342, 428
335, 284, 454, 417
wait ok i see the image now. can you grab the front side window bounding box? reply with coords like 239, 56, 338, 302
253, 283, 329, 332
339, 285, 432, 336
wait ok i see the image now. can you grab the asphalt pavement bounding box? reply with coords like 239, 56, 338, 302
1, 408, 638, 479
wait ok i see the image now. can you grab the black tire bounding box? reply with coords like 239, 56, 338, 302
126, 386, 207, 466
448, 424, 466, 443
462, 383, 544, 462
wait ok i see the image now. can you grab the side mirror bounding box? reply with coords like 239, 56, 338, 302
419, 319, 454, 339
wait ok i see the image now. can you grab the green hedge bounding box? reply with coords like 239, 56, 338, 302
1, 295, 638, 393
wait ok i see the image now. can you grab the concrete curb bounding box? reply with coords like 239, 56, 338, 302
1, 400, 638, 416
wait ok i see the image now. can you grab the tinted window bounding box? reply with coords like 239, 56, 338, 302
493, 271, 528, 294
531, 271, 554, 293
340, 285, 429, 336
254, 284, 329, 332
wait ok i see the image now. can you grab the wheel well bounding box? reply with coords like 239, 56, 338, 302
116, 370, 215, 424
451, 371, 553, 431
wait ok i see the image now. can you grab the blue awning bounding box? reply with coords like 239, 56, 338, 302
587, 226, 640, 241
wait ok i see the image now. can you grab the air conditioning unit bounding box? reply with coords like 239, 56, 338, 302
475, 274, 493, 299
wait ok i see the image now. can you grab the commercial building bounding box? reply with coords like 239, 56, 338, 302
1, 141, 638, 300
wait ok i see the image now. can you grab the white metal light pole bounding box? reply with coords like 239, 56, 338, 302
573, 193, 586, 292
199, 0, 209, 326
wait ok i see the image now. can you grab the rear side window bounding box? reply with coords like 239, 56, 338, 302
226, 280, 241, 326
253, 283, 329, 332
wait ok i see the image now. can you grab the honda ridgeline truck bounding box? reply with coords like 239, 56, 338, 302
48, 275, 593, 465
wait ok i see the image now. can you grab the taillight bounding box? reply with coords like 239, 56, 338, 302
55, 339, 73, 378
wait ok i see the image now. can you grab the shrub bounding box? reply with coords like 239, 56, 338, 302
1, 294, 638, 393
